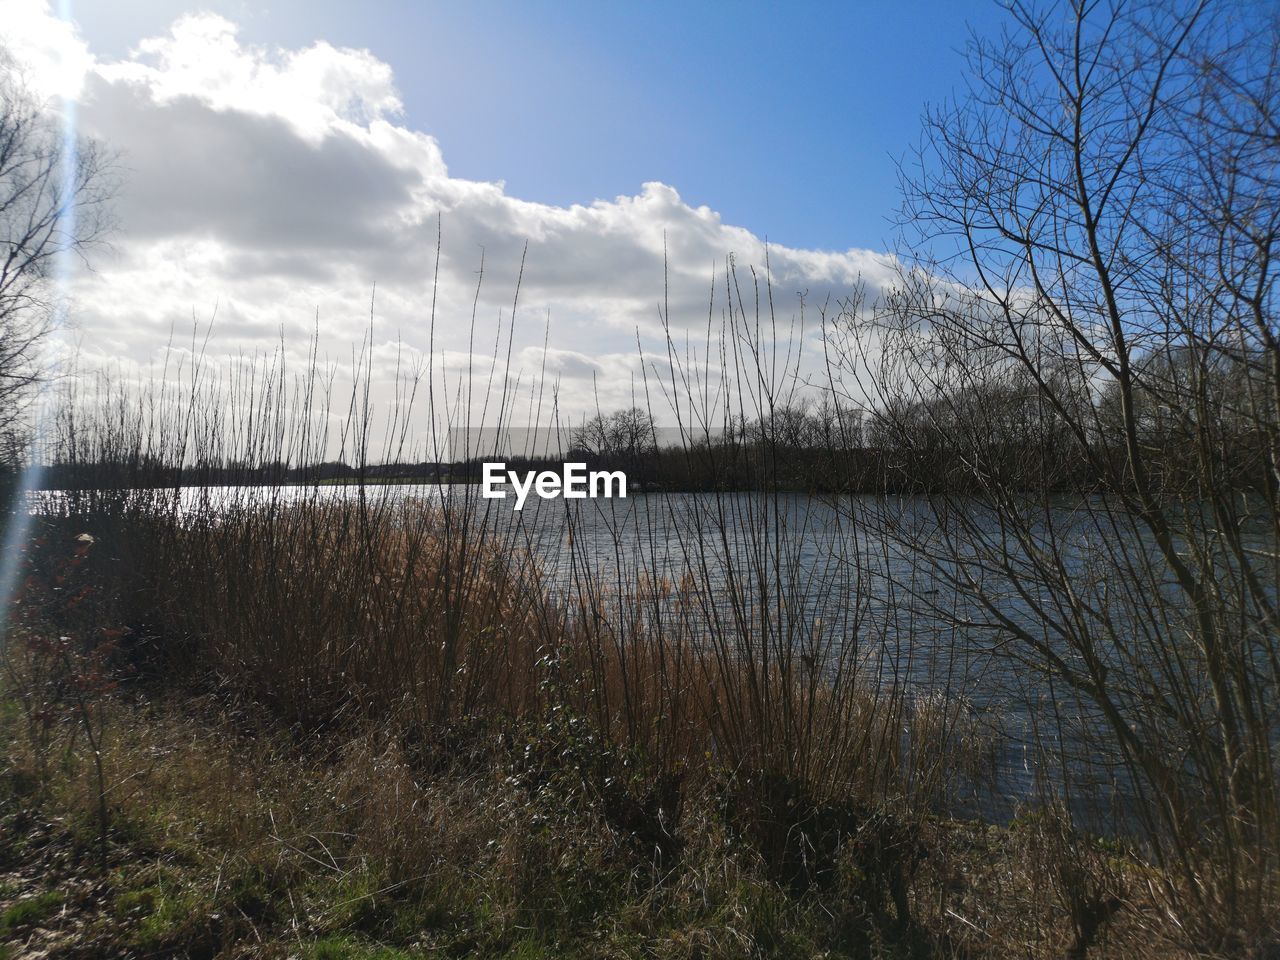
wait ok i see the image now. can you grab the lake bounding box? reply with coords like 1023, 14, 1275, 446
38, 481, 1235, 827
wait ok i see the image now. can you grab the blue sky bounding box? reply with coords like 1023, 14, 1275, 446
2, 0, 1018, 421
71, 0, 1007, 251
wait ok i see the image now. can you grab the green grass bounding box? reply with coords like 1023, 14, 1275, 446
0, 889, 65, 934
302, 938, 419, 959
0, 661, 1182, 958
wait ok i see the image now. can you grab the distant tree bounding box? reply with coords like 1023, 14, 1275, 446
749, 399, 818, 450
569, 412, 610, 458
571, 407, 657, 460
607, 406, 657, 459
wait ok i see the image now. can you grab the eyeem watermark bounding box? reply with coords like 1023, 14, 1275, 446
482, 462, 627, 510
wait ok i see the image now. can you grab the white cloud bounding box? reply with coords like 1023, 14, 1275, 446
97, 14, 403, 141
4, 2, 898, 435
0, 0, 93, 99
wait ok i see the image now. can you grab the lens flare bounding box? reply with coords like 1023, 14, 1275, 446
0, 0, 79, 641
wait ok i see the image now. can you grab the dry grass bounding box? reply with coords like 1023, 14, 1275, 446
4, 228, 1271, 954
0, 689, 1196, 960
32, 491, 988, 815
0, 495, 1218, 959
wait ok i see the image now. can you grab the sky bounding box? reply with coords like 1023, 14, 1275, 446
64, 0, 1007, 251
1, 0, 1010, 436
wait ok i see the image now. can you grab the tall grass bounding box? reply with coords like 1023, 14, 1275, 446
21, 256, 991, 877
11, 249, 1272, 955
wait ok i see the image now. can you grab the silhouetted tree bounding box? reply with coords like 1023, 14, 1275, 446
0, 52, 114, 470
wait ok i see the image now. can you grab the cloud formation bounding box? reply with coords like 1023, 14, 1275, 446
3, 1, 897, 421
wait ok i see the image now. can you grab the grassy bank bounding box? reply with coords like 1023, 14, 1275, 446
0, 686, 1167, 959
0, 490, 1208, 958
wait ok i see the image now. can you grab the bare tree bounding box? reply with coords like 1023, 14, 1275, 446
0, 54, 113, 460
570, 406, 657, 459
826, 0, 1280, 950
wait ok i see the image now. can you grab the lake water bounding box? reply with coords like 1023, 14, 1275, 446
40, 482, 1238, 827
